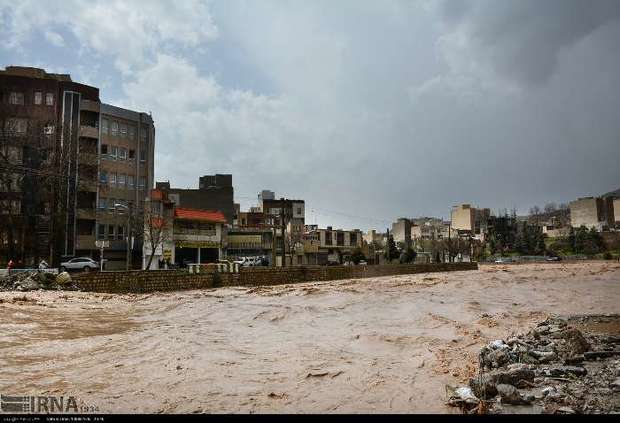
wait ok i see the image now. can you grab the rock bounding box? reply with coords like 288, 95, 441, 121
530, 350, 557, 363
489, 340, 509, 350
17, 277, 40, 291
534, 325, 550, 335
541, 386, 557, 397
496, 384, 531, 405
611, 377, 620, 391
470, 364, 535, 399
446, 385, 479, 407
556, 406, 575, 414
551, 328, 590, 357
540, 365, 587, 378
564, 355, 584, 365
584, 351, 620, 360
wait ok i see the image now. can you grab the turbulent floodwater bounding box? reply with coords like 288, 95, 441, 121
1, 262, 619, 413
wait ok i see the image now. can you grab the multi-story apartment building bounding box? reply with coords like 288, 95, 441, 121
304, 226, 363, 265
0, 66, 156, 268
0, 66, 100, 266
569, 197, 615, 231
391, 218, 412, 248
95, 104, 155, 269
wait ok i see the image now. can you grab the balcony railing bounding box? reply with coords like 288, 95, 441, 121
80, 125, 99, 139
77, 208, 96, 220
80, 99, 100, 113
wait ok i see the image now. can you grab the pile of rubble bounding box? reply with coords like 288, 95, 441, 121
0, 270, 79, 292
447, 314, 620, 414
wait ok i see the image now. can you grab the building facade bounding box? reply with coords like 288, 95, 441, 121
95, 104, 155, 269
570, 197, 615, 231
156, 174, 234, 224
142, 189, 227, 269
0, 66, 100, 266
391, 218, 412, 248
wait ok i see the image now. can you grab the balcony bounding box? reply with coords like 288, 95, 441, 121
80, 125, 99, 139
80, 99, 100, 113
77, 208, 96, 220
77, 179, 98, 193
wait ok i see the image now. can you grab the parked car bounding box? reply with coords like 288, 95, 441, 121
494, 257, 512, 264
358, 260, 368, 266
59, 257, 99, 272
546, 256, 561, 262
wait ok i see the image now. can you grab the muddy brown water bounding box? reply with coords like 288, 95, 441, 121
1, 262, 619, 413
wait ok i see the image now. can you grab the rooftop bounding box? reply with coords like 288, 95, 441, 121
174, 208, 227, 224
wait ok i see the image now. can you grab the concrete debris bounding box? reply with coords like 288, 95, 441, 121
449, 314, 620, 414
0, 270, 79, 292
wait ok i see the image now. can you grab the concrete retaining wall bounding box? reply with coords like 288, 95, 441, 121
74, 262, 478, 294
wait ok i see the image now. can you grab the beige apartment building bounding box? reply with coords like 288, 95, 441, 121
96, 104, 155, 269
615, 198, 620, 228
569, 197, 615, 231
451, 204, 475, 231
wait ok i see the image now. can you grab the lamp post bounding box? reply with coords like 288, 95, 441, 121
114, 203, 131, 271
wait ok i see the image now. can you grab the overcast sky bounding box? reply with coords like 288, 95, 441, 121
1, 0, 619, 230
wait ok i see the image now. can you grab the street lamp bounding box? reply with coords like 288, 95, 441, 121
114, 203, 131, 271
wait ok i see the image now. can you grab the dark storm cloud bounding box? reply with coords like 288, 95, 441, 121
440, 0, 620, 85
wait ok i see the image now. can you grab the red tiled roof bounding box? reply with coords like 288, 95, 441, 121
174, 207, 227, 224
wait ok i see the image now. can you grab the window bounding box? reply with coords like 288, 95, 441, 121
111, 121, 118, 136
350, 232, 357, 245
138, 177, 146, 189
97, 224, 105, 240
119, 147, 127, 160
128, 125, 136, 140
129, 149, 135, 159
101, 144, 108, 156
99, 170, 108, 184
45, 93, 54, 106
5, 118, 28, 135
139, 149, 146, 162
337, 232, 344, 246
98, 197, 107, 209
110, 146, 118, 160
118, 173, 126, 187
2, 146, 22, 163
34, 92, 43, 105
120, 123, 127, 138
101, 119, 109, 135
9, 92, 24, 105
325, 232, 332, 245
109, 172, 117, 186
127, 175, 135, 188
107, 225, 115, 240
140, 127, 147, 141
117, 225, 125, 240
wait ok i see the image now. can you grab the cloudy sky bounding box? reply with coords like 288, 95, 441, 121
1, 0, 619, 230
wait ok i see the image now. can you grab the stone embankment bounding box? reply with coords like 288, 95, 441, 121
73, 262, 478, 293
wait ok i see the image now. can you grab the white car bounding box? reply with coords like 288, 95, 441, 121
60, 257, 99, 272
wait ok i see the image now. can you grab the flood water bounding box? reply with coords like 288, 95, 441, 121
1, 262, 619, 413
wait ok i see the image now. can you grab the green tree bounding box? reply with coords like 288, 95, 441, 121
384, 235, 399, 262
350, 247, 366, 265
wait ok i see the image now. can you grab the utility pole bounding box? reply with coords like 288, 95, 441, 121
280, 203, 286, 267
126, 204, 132, 271
271, 224, 277, 267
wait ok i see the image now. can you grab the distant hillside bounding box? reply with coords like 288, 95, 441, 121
602, 188, 620, 198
